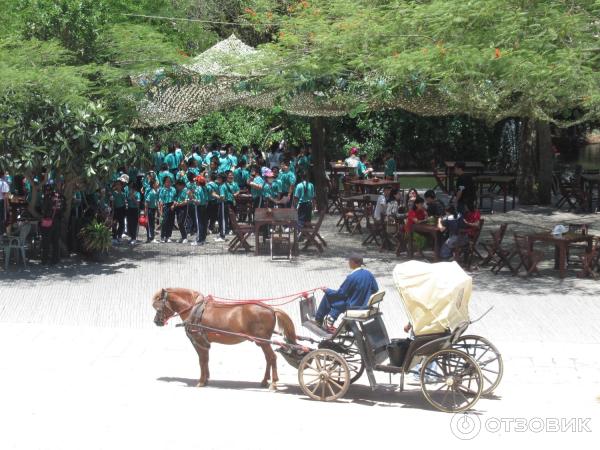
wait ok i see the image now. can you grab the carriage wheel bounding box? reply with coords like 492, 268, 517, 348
453, 335, 503, 395
298, 349, 350, 401
420, 349, 483, 413
330, 330, 365, 383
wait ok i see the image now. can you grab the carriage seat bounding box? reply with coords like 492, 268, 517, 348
344, 291, 385, 320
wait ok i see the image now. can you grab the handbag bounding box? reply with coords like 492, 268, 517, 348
41, 208, 56, 228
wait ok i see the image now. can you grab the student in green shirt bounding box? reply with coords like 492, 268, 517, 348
173, 179, 190, 243
191, 176, 209, 246
187, 158, 201, 177
217, 171, 240, 240
158, 176, 176, 242
384, 152, 396, 180
126, 181, 141, 244
278, 161, 296, 207
357, 154, 373, 179
293, 173, 316, 229
164, 145, 178, 176
144, 180, 160, 243
158, 164, 175, 186
111, 180, 127, 242
153, 143, 165, 172
233, 159, 250, 190
227, 144, 238, 168
262, 170, 284, 208
248, 166, 265, 209
206, 172, 221, 235
174, 143, 184, 168
218, 150, 233, 174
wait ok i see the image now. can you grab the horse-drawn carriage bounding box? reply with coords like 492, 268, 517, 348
154, 261, 502, 413
278, 260, 503, 412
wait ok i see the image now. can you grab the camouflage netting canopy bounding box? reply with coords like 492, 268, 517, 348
132, 35, 452, 128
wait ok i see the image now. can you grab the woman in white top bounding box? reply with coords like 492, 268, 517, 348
373, 186, 392, 222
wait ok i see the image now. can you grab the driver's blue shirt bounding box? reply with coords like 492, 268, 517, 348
325, 268, 379, 310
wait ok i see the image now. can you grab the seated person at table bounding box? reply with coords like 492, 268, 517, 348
344, 147, 360, 168
357, 154, 373, 179
315, 255, 379, 332
438, 205, 467, 259
404, 197, 428, 254
373, 185, 393, 223
383, 152, 396, 180
463, 201, 481, 238
424, 190, 445, 217
406, 187, 418, 211
385, 188, 404, 218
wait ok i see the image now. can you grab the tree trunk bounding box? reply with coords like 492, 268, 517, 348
310, 116, 328, 211
517, 118, 538, 205
536, 121, 553, 205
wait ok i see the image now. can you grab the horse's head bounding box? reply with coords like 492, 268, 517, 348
152, 289, 175, 327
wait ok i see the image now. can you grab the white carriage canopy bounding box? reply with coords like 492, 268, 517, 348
393, 261, 472, 336
132, 35, 451, 128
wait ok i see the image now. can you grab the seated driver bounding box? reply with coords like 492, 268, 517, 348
315, 254, 379, 332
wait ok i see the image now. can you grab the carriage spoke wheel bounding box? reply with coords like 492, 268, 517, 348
453, 335, 503, 395
420, 349, 483, 413
298, 349, 350, 402
330, 330, 365, 383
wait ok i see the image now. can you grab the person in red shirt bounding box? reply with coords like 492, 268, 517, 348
463, 201, 481, 238
404, 196, 428, 255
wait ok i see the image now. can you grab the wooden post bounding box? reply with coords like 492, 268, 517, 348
310, 116, 328, 211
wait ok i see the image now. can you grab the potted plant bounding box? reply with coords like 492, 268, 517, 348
79, 219, 112, 262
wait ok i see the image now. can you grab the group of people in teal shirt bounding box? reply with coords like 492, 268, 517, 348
107, 142, 315, 246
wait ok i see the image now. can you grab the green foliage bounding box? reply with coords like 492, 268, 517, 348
156, 106, 310, 149
0, 99, 144, 183
20, 0, 108, 62
79, 219, 112, 253
245, 0, 600, 125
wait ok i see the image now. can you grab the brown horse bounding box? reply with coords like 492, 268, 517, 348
152, 288, 297, 390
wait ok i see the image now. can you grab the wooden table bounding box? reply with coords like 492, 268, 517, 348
253, 208, 298, 256
474, 175, 517, 213
348, 179, 400, 193
342, 194, 381, 203
445, 161, 485, 192
582, 174, 600, 212
409, 222, 442, 261
527, 232, 594, 278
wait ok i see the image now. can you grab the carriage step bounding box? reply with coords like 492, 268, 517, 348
302, 321, 333, 338
375, 364, 404, 374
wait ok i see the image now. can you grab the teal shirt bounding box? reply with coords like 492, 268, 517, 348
218, 156, 233, 173
233, 168, 250, 187
164, 153, 177, 170
278, 171, 296, 195
188, 167, 200, 177
298, 155, 310, 174
175, 148, 184, 167
194, 186, 209, 206
204, 151, 219, 167
289, 158, 296, 174
207, 181, 220, 203
145, 189, 159, 209
158, 186, 176, 204
384, 158, 396, 177
112, 190, 126, 208
153, 151, 165, 171
250, 176, 264, 199
294, 181, 315, 204
357, 161, 368, 178
192, 153, 203, 166
127, 191, 141, 208
228, 155, 238, 167
158, 171, 175, 186
174, 188, 188, 204
220, 182, 240, 203
262, 181, 280, 200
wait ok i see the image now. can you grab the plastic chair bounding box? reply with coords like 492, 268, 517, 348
2, 222, 31, 270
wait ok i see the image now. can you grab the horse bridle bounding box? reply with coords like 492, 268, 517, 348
156, 288, 200, 325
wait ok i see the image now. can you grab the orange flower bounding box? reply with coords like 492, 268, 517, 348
300, 0, 310, 8
495, 48, 501, 59
177, 49, 190, 58
244, 7, 257, 16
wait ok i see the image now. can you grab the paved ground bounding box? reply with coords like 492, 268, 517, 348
1, 206, 599, 449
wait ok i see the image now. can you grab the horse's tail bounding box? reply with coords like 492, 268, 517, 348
274, 310, 297, 344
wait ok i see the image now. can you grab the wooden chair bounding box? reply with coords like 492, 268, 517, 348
555, 171, 587, 211
453, 219, 485, 271
480, 224, 508, 266
337, 199, 366, 234
227, 207, 253, 253
431, 160, 449, 194
326, 178, 342, 214
299, 210, 327, 253
566, 223, 589, 267
578, 237, 600, 279
270, 225, 292, 261
513, 233, 543, 276
236, 196, 254, 223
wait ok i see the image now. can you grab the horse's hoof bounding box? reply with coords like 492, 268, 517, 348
269, 382, 278, 391
196, 381, 207, 387
260, 380, 269, 388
